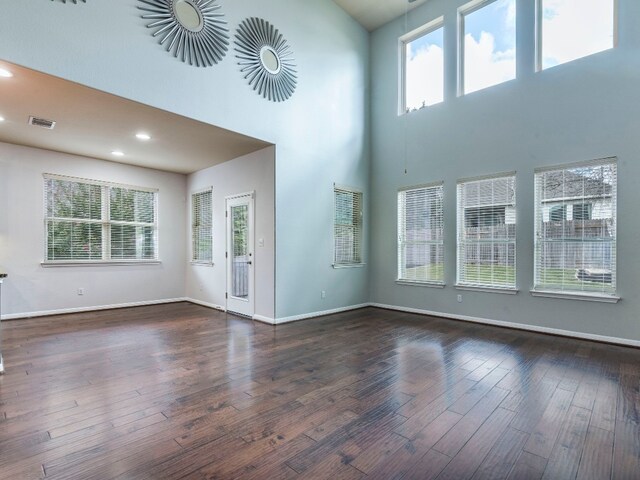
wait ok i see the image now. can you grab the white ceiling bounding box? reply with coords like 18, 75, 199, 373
0, 62, 270, 175
333, 0, 430, 31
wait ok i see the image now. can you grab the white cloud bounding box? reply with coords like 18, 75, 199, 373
464, 32, 516, 95
406, 43, 444, 110
542, 0, 614, 68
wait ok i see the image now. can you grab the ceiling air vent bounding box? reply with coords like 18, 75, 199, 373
28, 116, 56, 130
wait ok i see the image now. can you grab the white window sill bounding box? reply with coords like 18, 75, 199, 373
396, 280, 445, 288
455, 284, 518, 295
190, 261, 214, 267
42, 261, 161, 268
530, 289, 620, 303
332, 263, 366, 269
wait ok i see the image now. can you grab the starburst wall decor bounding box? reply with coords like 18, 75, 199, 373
234, 17, 297, 102
138, 0, 229, 67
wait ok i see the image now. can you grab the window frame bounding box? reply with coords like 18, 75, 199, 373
42, 173, 159, 266
457, 0, 517, 97
535, 0, 618, 72
397, 182, 445, 287
333, 184, 364, 268
399, 16, 445, 115
532, 158, 619, 302
191, 187, 214, 266
456, 172, 517, 293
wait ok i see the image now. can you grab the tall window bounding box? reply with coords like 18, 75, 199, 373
398, 184, 444, 284
534, 159, 617, 297
334, 186, 363, 266
460, 0, 516, 95
191, 188, 213, 264
538, 0, 615, 70
401, 19, 444, 113
45, 174, 158, 262
457, 173, 516, 289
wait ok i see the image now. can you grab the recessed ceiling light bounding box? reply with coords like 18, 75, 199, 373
136, 132, 151, 141
0, 116, 5, 122
0, 68, 13, 78
111, 151, 125, 157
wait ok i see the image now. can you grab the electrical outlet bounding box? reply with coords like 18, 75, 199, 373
321, 290, 326, 299
78, 288, 85, 296
457, 294, 462, 303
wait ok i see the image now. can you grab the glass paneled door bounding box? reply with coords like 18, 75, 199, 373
226, 193, 254, 317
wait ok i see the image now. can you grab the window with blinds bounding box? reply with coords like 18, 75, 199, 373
398, 184, 444, 283
334, 186, 363, 266
44, 174, 158, 262
457, 173, 516, 289
534, 159, 617, 296
191, 188, 213, 263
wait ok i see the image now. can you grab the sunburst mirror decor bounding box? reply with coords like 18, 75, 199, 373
138, 0, 229, 67
234, 17, 297, 102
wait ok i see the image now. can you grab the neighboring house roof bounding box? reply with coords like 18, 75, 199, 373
541, 170, 612, 201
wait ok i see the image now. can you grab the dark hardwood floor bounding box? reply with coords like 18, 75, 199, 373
0, 303, 638, 479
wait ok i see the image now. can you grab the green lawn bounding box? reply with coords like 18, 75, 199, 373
402, 265, 612, 291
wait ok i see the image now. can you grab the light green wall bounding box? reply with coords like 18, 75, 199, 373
369, 0, 640, 342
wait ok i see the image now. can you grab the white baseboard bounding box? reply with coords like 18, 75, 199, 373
272, 303, 371, 325
184, 298, 226, 312
370, 302, 640, 348
253, 314, 275, 325
1, 297, 189, 321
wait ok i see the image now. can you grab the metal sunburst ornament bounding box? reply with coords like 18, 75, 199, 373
138, 0, 229, 67
234, 17, 297, 102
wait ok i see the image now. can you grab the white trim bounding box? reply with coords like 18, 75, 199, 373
534, 156, 617, 173
225, 190, 255, 201
396, 280, 446, 288
457, 170, 518, 185
455, 284, 518, 295
253, 314, 276, 325
369, 303, 640, 348
272, 303, 370, 325
1, 297, 188, 321
0, 355, 4, 374
530, 289, 620, 303
332, 263, 366, 269
185, 298, 226, 311
398, 181, 444, 193
42, 261, 161, 267
43, 173, 159, 193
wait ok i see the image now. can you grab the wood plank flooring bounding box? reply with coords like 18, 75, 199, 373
0, 303, 638, 479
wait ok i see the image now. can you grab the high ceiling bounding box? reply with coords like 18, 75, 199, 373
0, 62, 270, 175
333, 0, 430, 31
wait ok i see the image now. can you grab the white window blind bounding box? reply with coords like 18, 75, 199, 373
44, 174, 158, 262
334, 186, 363, 266
457, 174, 516, 289
534, 159, 617, 296
398, 184, 444, 283
191, 188, 213, 263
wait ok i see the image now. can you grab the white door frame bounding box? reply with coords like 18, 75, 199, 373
225, 192, 255, 318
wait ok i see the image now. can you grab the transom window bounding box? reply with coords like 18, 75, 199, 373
334, 186, 363, 266
44, 174, 158, 263
401, 19, 444, 113
538, 0, 615, 70
457, 173, 517, 289
534, 159, 617, 297
460, 0, 516, 95
398, 184, 444, 284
